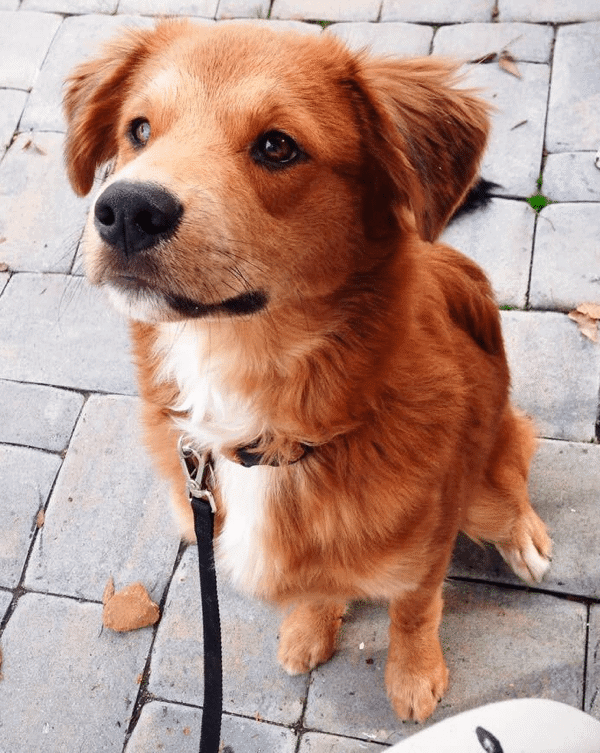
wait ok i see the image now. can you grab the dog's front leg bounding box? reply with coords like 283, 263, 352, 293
278, 599, 347, 675
386, 585, 448, 722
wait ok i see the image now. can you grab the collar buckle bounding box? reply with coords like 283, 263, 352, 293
177, 436, 216, 513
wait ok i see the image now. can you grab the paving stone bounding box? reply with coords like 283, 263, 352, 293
298, 732, 385, 752
501, 311, 600, 442
0, 592, 152, 752
451, 440, 600, 599
25, 394, 179, 601
460, 62, 549, 197
305, 583, 585, 739
0, 589, 12, 621
0, 380, 83, 452
148, 547, 309, 725
0, 132, 91, 273
271, 0, 380, 22
432, 22, 554, 63
0, 89, 27, 155
543, 153, 600, 202
21, 0, 118, 11
118, 0, 217, 15
217, 0, 271, 18
0, 0, 18, 9
125, 701, 296, 752
586, 604, 600, 720
546, 23, 600, 153
0, 272, 8, 295
0, 273, 136, 394
218, 18, 322, 33
529, 203, 600, 311
498, 0, 600, 22
20, 14, 155, 133
381, 0, 494, 23
440, 198, 534, 308
0, 11, 61, 91
0, 445, 61, 589
326, 22, 433, 56
437, 582, 586, 720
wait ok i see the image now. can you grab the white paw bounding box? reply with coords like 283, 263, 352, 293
496, 537, 551, 584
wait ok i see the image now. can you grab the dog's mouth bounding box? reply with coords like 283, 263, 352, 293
108, 276, 268, 321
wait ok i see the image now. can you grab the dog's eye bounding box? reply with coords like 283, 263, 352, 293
252, 130, 302, 168
129, 118, 151, 147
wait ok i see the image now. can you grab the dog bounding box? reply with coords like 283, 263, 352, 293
64, 20, 551, 722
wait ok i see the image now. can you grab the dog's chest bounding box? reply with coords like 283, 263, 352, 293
155, 323, 270, 594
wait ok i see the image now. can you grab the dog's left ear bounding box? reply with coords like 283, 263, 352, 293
350, 57, 490, 242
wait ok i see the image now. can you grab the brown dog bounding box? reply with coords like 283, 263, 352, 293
64, 20, 551, 722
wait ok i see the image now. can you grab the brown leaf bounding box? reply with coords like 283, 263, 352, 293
36, 509, 45, 528
576, 302, 600, 320
498, 50, 521, 78
471, 52, 497, 64
102, 581, 160, 632
568, 310, 599, 343
102, 576, 115, 605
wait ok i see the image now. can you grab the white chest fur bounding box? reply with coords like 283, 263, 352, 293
155, 322, 270, 594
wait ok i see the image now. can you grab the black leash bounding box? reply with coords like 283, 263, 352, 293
179, 438, 222, 753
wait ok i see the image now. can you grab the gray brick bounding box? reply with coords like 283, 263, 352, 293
451, 440, 600, 599
299, 732, 384, 752
25, 395, 179, 601
501, 311, 600, 442
125, 701, 296, 753
326, 22, 433, 56
0, 132, 91, 273
148, 547, 309, 724
118, 0, 218, 15
21, 0, 117, 11
438, 583, 585, 718
587, 605, 600, 719
0, 11, 61, 91
381, 0, 494, 23
0, 380, 83, 452
0, 445, 60, 589
440, 198, 534, 309
546, 23, 600, 152
0, 89, 27, 155
217, 0, 271, 18
0, 592, 151, 752
543, 153, 600, 202
499, 0, 600, 22
271, 0, 380, 22
432, 22, 554, 63
0, 273, 136, 394
218, 18, 322, 33
0, 589, 12, 621
530, 203, 600, 311
21, 14, 155, 133
461, 62, 550, 197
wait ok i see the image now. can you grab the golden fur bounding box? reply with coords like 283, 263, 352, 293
64, 20, 551, 722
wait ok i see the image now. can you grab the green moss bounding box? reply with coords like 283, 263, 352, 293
527, 193, 551, 213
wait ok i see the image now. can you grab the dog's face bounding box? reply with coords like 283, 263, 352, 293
64, 21, 489, 324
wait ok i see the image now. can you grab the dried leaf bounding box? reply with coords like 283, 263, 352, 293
471, 52, 497, 64
576, 302, 600, 320
102, 576, 115, 605
22, 139, 46, 156
102, 581, 160, 632
36, 509, 45, 528
568, 310, 599, 343
498, 50, 521, 78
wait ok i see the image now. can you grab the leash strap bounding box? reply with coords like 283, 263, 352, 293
192, 493, 223, 753
178, 438, 222, 753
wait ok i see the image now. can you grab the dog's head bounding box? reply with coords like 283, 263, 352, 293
64, 21, 489, 324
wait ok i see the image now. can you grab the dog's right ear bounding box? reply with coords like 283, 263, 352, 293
63, 27, 151, 196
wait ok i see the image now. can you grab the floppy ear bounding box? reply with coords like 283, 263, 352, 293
351, 57, 490, 242
63, 27, 152, 196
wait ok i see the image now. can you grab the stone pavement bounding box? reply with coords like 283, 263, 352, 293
0, 1, 599, 751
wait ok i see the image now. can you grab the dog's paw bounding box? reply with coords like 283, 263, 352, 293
385, 656, 449, 723
277, 602, 345, 675
496, 509, 552, 584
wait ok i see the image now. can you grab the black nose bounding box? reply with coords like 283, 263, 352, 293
94, 180, 183, 256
